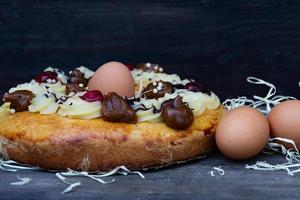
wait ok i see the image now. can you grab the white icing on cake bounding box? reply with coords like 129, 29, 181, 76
76, 66, 95, 79
9, 81, 46, 95
1, 66, 220, 121
29, 93, 59, 115
132, 90, 220, 122
131, 69, 190, 86
130, 69, 220, 122
58, 93, 101, 120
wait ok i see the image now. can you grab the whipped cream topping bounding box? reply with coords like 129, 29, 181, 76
58, 93, 101, 120
131, 69, 220, 122
29, 93, 59, 115
0, 66, 220, 122
131, 69, 190, 86
132, 90, 220, 122
9, 80, 66, 97
76, 66, 95, 79
41, 81, 66, 96
9, 81, 46, 95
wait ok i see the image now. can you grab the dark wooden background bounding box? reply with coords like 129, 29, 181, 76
1, 0, 299, 100
0, 1, 300, 199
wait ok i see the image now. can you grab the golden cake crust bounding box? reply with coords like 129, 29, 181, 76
0, 106, 224, 171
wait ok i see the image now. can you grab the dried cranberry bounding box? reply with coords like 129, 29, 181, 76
185, 81, 211, 95
80, 90, 104, 102
35, 71, 58, 83
124, 63, 134, 71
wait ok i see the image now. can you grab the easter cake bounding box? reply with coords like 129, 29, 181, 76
0, 62, 224, 171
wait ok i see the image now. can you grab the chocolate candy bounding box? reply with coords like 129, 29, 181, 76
162, 96, 194, 130
144, 81, 173, 99
185, 81, 211, 95
65, 83, 86, 95
3, 90, 34, 112
101, 92, 137, 123
137, 63, 164, 73
68, 69, 87, 87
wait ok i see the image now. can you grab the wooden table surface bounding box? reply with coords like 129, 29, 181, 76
0, 1, 300, 199
1, 152, 299, 200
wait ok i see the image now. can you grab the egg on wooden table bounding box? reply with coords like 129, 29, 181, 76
88, 61, 135, 97
268, 100, 300, 148
216, 106, 270, 160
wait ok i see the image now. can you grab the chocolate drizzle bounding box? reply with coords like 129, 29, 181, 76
173, 84, 185, 90
134, 98, 174, 114
56, 96, 68, 105
135, 104, 152, 112
126, 97, 141, 105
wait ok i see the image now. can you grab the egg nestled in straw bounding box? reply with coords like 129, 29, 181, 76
268, 100, 300, 149
88, 61, 135, 97
216, 106, 270, 160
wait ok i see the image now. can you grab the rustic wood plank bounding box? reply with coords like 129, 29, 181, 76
1, 153, 299, 200
0, 0, 299, 99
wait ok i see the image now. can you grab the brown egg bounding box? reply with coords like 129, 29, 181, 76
268, 100, 300, 148
88, 61, 135, 97
216, 106, 270, 160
